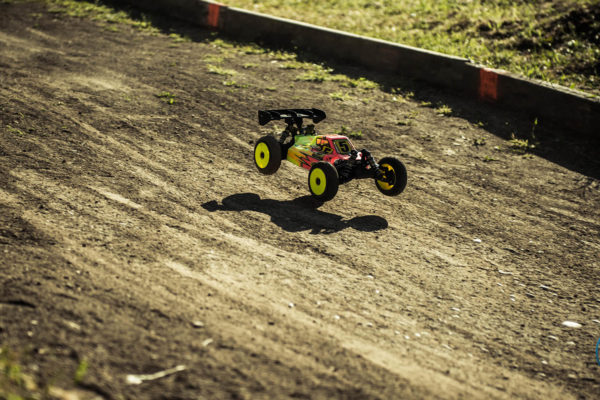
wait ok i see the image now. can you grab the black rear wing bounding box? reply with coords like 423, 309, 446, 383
258, 108, 326, 126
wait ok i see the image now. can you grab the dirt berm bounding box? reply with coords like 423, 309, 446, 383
1, 1, 599, 399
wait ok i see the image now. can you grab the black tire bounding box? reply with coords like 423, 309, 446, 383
375, 157, 407, 196
308, 162, 339, 201
254, 136, 282, 175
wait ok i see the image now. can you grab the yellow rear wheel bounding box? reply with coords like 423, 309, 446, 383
255, 142, 270, 169
254, 136, 282, 175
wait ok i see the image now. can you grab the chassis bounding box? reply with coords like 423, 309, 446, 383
254, 108, 407, 201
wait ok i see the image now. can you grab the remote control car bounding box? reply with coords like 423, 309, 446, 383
254, 108, 407, 201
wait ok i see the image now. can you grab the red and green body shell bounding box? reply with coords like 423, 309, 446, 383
286, 135, 360, 170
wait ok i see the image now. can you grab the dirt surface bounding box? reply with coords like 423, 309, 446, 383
1, 1, 600, 399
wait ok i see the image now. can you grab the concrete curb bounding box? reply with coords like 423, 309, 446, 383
121, 0, 600, 137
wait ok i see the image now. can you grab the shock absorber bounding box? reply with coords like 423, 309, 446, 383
360, 149, 383, 179
335, 159, 354, 184
360, 149, 374, 168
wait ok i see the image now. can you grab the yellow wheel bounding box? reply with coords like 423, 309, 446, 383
309, 168, 327, 196
375, 157, 407, 196
254, 136, 282, 175
255, 142, 270, 169
308, 162, 339, 201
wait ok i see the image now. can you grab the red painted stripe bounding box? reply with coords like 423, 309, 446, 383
207, 4, 221, 28
479, 68, 498, 102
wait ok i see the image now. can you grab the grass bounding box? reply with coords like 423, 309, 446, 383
44, 0, 160, 34
0, 348, 95, 399
6, 125, 26, 135
36, 0, 383, 101
434, 104, 452, 116
507, 136, 536, 154
73, 359, 88, 384
222, 80, 249, 88
295, 64, 378, 90
329, 91, 353, 101
168, 32, 190, 43
206, 64, 237, 76
225, 0, 600, 96
335, 125, 363, 139
156, 91, 176, 104
473, 137, 487, 146
0, 348, 38, 399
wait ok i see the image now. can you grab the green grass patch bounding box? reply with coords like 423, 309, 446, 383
335, 125, 363, 139
434, 104, 452, 116
222, 80, 249, 88
279, 61, 306, 70
204, 55, 224, 64
507, 135, 536, 154
168, 32, 190, 43
207, 64, 237, 76
74, 359, 88, 384
0, 348, 38, 399
225, 0, 600, 96
329, 91, 353, 101
240, 43, 266, 54
156, 91, 176, 104
296, 67, 333, 83
6, 125, 26, 135
473, 137, 487, 146
45, 0, 160, 34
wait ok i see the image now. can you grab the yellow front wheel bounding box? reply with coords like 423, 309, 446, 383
308, 162, 339, 201
375, 157, 407, 196
254, 136, 282, 175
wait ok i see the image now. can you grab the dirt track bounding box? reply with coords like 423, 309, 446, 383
1, 1, 599, 399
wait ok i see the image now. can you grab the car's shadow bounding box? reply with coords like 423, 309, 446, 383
202, 193, 388, 234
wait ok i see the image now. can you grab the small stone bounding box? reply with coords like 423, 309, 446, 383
548, 335, 559, 341
64, 320, 81, 332
473, 238, 482, 243
404, 335, 410, 340
592, 319, 600, 324
451, 307, 460, 312
333, 315, 340, 320
539, 284, 551, 290
561, 321, 582, 328
525, 292, 535, 298
202, 338, 213, 347
366, 322, 373, 328
498, 270, 513, 275
192, 321, 204, 328
566, 341, 576, 346
541, 360, 548, 365
366, 274, 374, 279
